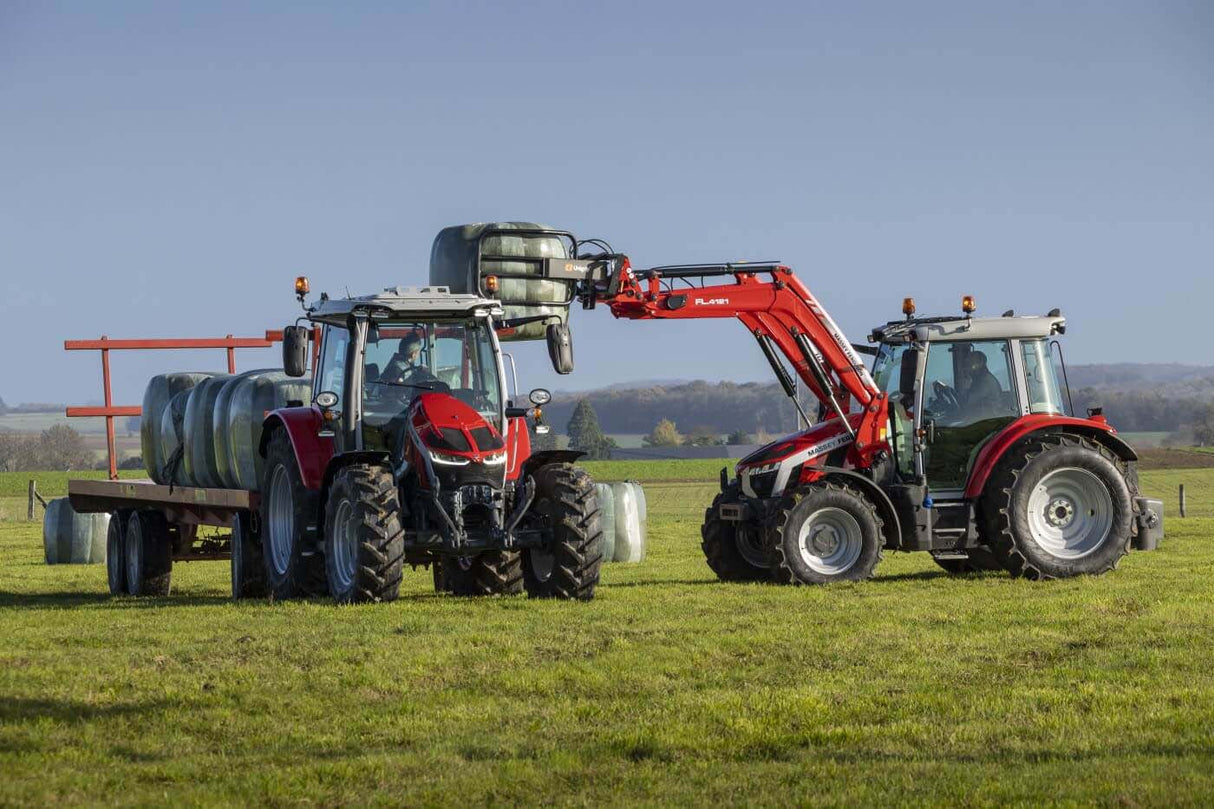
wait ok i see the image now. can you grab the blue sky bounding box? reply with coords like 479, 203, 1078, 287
2, 1, 1211, 406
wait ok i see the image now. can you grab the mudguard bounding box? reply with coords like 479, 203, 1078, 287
260, 406, 334, 492
520, 449, 587, 482
802, 466, 903, 551
963, 416, 1137, 499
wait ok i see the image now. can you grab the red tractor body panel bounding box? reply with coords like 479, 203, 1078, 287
962, 414, 1127, 499
264, 406, 333, 491
505, 416, 531, 482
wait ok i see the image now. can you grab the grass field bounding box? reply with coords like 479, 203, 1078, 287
0, 464, 1211, 805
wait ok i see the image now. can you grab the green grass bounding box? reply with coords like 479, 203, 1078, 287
0, 466, 1211, 805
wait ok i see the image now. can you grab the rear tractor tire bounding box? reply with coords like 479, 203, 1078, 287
522, 464, 603, 600
323, 464, 405, 604
231, 510, 269, 599
768, 482, 883, 585
125, 510, 173, 597
983, 434, 1133, 580
701, 483, 771, 582
442, 551, 524, 597
261, 429, 326, 599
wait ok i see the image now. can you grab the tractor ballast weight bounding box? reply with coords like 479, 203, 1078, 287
429, 222, 580, 342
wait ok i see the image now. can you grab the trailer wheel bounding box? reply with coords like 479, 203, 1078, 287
261, 429, 324, 599
323, 463, 404, 604
930, 546, 1004, 575
106, 511, 129, 595
443, 551, 524, 596
522, 464, 603, 600
983, 434, 1132, 579
125, 510, 172, 597
231, 510, 268, 599
768, 482, 883, 585
701, 483, 771, 582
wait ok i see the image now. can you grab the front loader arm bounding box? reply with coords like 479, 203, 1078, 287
579, 258, 890, 456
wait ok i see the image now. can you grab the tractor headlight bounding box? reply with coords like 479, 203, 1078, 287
481, 451, 507, 466
430, 450, 470, 466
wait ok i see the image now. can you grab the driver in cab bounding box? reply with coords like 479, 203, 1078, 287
379, 333, 439, 389
958, 351, 1003, 417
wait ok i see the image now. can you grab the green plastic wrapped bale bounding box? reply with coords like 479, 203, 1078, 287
43, 498, 109, 565
182, 374, 232, 489
611, 481, 647, 563
158, 390, 193, 485
141, 373, 215, 484
210, 369, 274, 490
221, 371, 313, 491
429, 222, 572, 341
594, 482, 616, 563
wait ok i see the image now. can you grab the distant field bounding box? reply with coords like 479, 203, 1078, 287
1120, 431, 1171, 448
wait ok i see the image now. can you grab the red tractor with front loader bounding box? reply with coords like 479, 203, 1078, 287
569, 251, 1164, 583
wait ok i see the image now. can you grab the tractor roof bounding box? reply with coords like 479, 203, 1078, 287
870, 313, 1066, 344
307, 286, 503, 325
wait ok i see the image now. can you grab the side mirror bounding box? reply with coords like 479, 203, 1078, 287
899, 348, 919, 400
283, 325, 309, 378
529, 388, 552, 406
546, 323, 574, 375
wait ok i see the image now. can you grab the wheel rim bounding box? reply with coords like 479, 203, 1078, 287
330, 500, 357, 593
735, 524, 769, 569
268, 465, 294, 576
529, 549, 555, 583
125, 517, 142, 591
796, 507, 863, 575
1026, 468, 1113, 559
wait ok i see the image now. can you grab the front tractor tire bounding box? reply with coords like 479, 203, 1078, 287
522, 464, 603, 600
983, 434, 1133, 580
701, 484, 771, 582
323, 464, 405, 604
261, 429, 325, 600
768, 482, 884, 585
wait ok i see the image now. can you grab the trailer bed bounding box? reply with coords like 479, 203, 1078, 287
68, 478, 259, 528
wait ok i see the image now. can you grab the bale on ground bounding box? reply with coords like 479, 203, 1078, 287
594, 482, 617, 563
43, 498, 109, 565
141, 373, 214, 483
182, 374, 232, 488
611, 481, 647, 563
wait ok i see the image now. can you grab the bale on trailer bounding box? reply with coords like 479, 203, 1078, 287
221, 371, 313, 491
210, 369, 273, 490
157, 390, 193, 485
182, 374, 232, 488
141, 372, 215, 484
43, 497, 109, 565
430, 222, 574, 342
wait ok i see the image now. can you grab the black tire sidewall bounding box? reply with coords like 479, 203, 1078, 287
107, 512, 128, 595
1007, 443, 1131, 576
701, 485, 770, 582
777, 487, 882, 584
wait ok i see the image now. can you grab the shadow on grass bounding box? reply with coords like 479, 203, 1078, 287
0, 696, 174, 725
0, 590, 232, 610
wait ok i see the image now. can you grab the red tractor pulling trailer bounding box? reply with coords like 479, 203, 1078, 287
570, 249, 1164, 583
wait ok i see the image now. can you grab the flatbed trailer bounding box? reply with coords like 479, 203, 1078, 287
69, 478, 264, 595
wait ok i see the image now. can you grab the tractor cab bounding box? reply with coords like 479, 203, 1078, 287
869, 303, 1069, 493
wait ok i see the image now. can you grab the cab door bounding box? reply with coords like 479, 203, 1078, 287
920, 339, 1020, 490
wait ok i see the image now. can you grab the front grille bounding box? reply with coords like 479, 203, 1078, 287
747, 470, 778, 498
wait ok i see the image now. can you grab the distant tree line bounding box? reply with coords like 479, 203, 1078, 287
0, 425, 95, 472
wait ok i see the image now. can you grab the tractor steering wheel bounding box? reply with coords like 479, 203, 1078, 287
931, 380, 961, 416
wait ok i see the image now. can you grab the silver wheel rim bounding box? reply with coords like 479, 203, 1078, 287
125, 519, 142, 591
529, 549, 555, 582
797, 507, 863, 575
1026, 468, 1113, 559
330, 500, 357, 593
735, 524, 769, 569
268, 465, 294, 576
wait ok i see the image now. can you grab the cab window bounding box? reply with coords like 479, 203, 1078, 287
316, 325, 349, 408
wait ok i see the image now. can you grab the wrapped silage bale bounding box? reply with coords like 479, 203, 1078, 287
182, 374, 232, 489
43, 498, 109, 565
593, 482, 616, 563
157, 390, 193, 485
221, 371, 313, 491
611, 481, 647, 563
429, 222, 572, 342
211, 369, 274, 490
141, 373, 215, 483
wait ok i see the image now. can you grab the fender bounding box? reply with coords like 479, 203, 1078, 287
260, 406, 334, 491
802, 465, 902, 551
520, 449, 587, 482
963, 415, 1138, 499
316, 450, 392, 532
